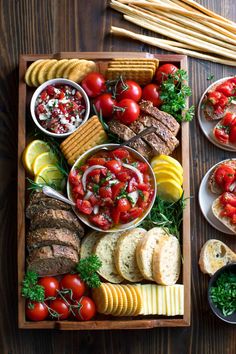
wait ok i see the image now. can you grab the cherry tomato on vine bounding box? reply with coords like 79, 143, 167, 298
155, 63, 178, 83
38, 276, 59, 298
26, 300, 48, 321
60, 274, 86, 300
116, 80, 142, 102
94, 93, 116, 119
142, 84, 162, 107
114, 98, 140, 125
50, 298, 70, 320
81, 72, 106, 97
73, 296, 96, 321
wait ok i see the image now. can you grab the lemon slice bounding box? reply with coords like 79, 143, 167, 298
154, 169, 182, 185
151, 155, 183, 174
156, 178, 183, 202
35, 164, 64, 190
153, 165, 183, 185
32, 151, 58, 176
22, 140, 50, 174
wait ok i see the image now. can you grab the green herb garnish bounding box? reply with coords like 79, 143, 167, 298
93, 184, 100, 194
210, 271, 236, 316
207, 74, 215, 81
140, 194, 187, 238
21, 271, 45, 302
160, 69, 194, 123
75, 255, 102, 288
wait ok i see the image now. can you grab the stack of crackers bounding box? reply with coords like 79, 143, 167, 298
24, 58, 97, 87
92, 283, 142, 317
106, 58, 159, 85
60, 115, 108, 166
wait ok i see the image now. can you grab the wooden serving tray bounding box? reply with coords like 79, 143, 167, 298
18, 52, 190, 330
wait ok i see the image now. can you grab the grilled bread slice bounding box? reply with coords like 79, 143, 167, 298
199, 239, 236, 276
136, 227, 168, 281
115, 228, 146, 282
208, 160, 236, 194
80, 231, 103, 259
94, 232, 124, 284
212, 197, 236, 234
27, 228, 80, 252
152, 235, 181, 285
27, 245, 79, 276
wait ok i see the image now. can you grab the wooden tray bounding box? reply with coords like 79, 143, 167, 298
18, 52, 191, 330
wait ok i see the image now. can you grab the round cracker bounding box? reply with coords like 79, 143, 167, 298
63, 59, 81, 79
133, 285, 142, 316
122, 285, 135, 316
126, 284, 138, 316
56, 59, 78, 78
37, 59, 57, 85
116, 285, 128, 317
24, 59, 45, 87
31, 59, 51, 87
111, 285, 124, 317
68, 60, 97, 83
92, 283, 108, 314
46, 59, 68, 81
103, 283, 114, 315
106, 284, 119, 314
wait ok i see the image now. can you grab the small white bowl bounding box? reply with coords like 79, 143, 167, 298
67, 144, 157, 233
30, 78, 90, 138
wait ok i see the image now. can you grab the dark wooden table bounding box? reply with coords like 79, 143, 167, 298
0, 0, 236, 353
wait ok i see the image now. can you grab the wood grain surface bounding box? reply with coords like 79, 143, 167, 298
0, 0, 236, 353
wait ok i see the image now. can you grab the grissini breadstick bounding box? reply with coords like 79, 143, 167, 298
110, 26, 236, 67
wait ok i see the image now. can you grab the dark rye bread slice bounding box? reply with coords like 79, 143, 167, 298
139, 100, 180, 136
27, 228, 80, 252
30, 209, 84, 237
27, 245, 79, 276
129, 120, 171, 155
138, 115, 179, 152
108, 120, 153, 160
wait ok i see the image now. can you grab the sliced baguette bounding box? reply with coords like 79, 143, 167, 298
94, 232, 124, 284
212, 197, 236, 234
208, 160, 236, 194
199, 239, 236, 276
152, 235, 181, 285
115, 228, 146, 282
80, 231, 103, 259
136, 227, 168, 281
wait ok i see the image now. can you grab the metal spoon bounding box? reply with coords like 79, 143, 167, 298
42, 186, 75, 206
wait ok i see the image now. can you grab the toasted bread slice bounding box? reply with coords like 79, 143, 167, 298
212, 197, 236, 234
80, 231, 103, 259
199, 239, 236, 276
136, 227, 168, 281
208, 160, 236, 194
115, 228, 146, 282
153, 235, 181, 285
94, 232, 124, 284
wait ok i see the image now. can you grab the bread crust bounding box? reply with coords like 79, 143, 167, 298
212, 197, 236, 234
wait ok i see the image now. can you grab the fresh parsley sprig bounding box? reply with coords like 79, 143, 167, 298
21, 271, 45, 302
75, 255, 102, 288
160, 69, 194, 123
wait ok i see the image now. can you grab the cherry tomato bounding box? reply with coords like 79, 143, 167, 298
94, 93, 116, 119
114, 99, 140, 125
117, 198, 131, 212
99, 186, 112, 198
60, 274, 86, 300
81, 72, 106, 98
214, 165, 235, 191
111, 148, 130, 160
214, 126, 229, 144
217, 81, 235, 97
116, 80, 142, 102
87, 157, 106, 166
220, 192, 236, 207
111, 207, 121, 224
73, 296, 96, 321
105, 159, 122, 174
26, 301, 48, 321
155, 63, 178, 83
229, 125, 236, 144
112, 182, 126, 199
38, 277, 59, 298
50, 298, 70, 320
76, 199, 93, 215
142, 84, 162, 107
89, 214, 111, 230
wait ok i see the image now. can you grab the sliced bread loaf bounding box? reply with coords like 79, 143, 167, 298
152, 235, 181, 285
115, 228, 146, 282
94, 232, 124, 283
136, 227, 168, 281
80, 231, 103, 259
199, 239, 236, 276
212, 197, 236, 234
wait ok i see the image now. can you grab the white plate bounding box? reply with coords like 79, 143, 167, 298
198, 76, 236, 152
198, 159, 235, 235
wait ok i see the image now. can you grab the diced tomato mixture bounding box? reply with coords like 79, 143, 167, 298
214, 163, 236, 193
214, 112, 236, 145
35, 84, 86, 134
220, 192, 236, 224
69, 148, 154, 230
205, 78, 236, 118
